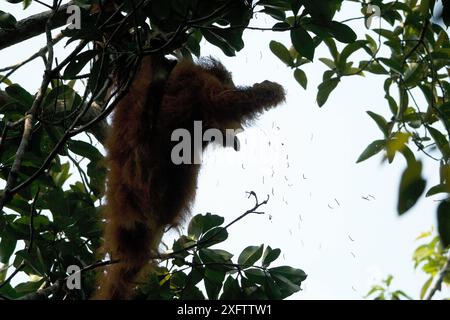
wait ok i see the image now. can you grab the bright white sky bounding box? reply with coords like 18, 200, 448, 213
1, 1, 449, 299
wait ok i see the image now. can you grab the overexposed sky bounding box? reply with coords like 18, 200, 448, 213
0, 1, 448, 299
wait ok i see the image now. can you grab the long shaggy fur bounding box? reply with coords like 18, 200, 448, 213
94, 55, 285, 299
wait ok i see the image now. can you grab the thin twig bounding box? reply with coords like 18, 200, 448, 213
0, 33, 64, 84
28, 187, 40, 254
188, 1, 232, 24
0, 264, 25, 291
0, 4, 60, 212
9, 57, 137, 195
403, 20, 430, 64
163, 192, 269, 259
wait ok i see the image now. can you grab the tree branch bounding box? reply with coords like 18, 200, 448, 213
0, 1, 73, 51
0, 32, 64, 83
0, 2, 62, 211
161, 191, 269, 259
426, 252, 450, 300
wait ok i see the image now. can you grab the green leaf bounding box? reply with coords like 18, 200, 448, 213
430, 48, 450, 60
14, 279, 45, 296
208, 28, 244, 52
198, 249, 233, 270
378, 57, 403, 74
427, 126, 450, 160
272, 22, 290, 31
262, 7, 286, 21
271, 273, 301, 298
244, 268, 267, 284
269, 40, 293, 66
220, 276, 242, 300
42, 189, 66, 220
185, 258, 205, 288
372, 28, 398, 42
293, 69, 307, 89
263, 277, 282, 299
386, 132, 410, 163
172, 236, 195, 260
420, 276, 433, 300
186, 32, 201, 57
87, 55, 110, 95
15, 249, 46, 277
53, 162, 71, 187
68, 140, 103, 162
199, 227, 228, 247
188, 213, 224, 240
362, 61, 389, 75
317, 77, 340, 107
413, 244, 432, 263
262, 246, 281, 267
23, 0, 32, 9
42, 85, 77, 110
404, 62, 426, 87
385, 95, 398, 115
0, 11, 17, 29
289, 0, 301, 15
0, 236, 16, 264
398, 160, 426, 215
367, 111, 389, 137
63, 50, 98, 79
5, 84, 34, 109
339, 41, 370, 68
323, 38, 339, 61
301, 0, 340, 21
319, 57, 335, 69
329, 21, 357, 43
426, 184, 450, 197
238, 245, 264, 268
181, 285, 205, 300
204, 267, 225, 299
290, 26, 315, 61
87, 160, 106, 197
269, 266, 307, 285
437, 201, 450, 247
356, 140, 385, 163
201, 29, 236, 57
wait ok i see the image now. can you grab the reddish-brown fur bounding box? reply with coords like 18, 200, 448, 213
94, 56, 285, 299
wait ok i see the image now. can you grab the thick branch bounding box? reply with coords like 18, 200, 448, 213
0, 1, 73, 51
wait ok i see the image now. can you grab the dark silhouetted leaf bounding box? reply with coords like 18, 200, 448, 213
291, 27, 315, 61
294, 68, 307, 89
398, 161, 426, 215
437, 201, 450, 247
317, 77, 340, 107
